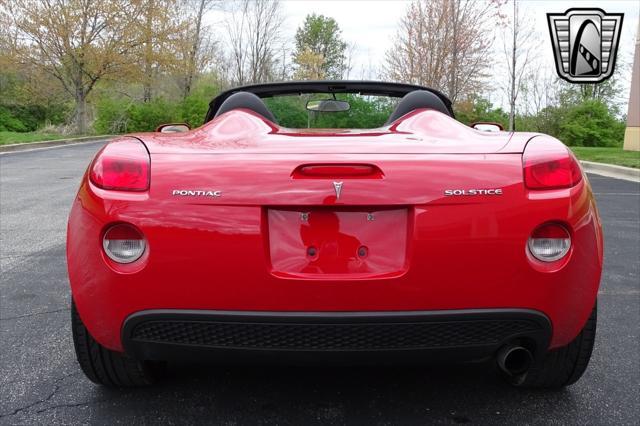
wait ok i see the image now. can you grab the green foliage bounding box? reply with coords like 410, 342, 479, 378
0, 104, 70, 132
128, 99, 178, 132
515, 106, 564, 136
454, 97, 508, 128
95, 98, 180, 133
294, 14, 347, 79
313, 95, 395, 128
94, 82, 219, 133
94, 98, 131, 134
264, 94, 395, 129
558, 100, 625, 147
454, 95, 625, 148
264, 96, 308, 128
557, 77, 624, 114
180, 84, 219, 127
516, 80, 626, 146
0, 106, 28, 132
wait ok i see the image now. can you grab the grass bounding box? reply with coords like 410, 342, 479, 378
570, 146, 640, 169
0, 131, 75, 145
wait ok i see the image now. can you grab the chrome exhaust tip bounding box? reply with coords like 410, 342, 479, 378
497, 345, 533, 376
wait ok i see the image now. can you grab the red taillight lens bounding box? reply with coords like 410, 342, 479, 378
528, 223, 571, 262
523, 138, 582, 190
90, 139, 150, 191
103, 224, 146, 263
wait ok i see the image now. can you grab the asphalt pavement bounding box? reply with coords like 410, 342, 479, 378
1, 141, 639, 425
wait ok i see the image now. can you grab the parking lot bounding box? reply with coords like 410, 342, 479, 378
1, 141, 638, 425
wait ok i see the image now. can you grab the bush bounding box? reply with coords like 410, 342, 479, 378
264, 96, 308, 127
94, 98, 130, 133
127, 98, 178, 132
95, 98, 180, 133
559, 100, 626, 147
0, 104, 70, 132
313, 95, 395, 128
516, 106, 565, 136
0, 106, 28, 132
264, 94, 395, 129
95, 86, 221, 134
180, 85, 218, 127
455, 97, 508, 128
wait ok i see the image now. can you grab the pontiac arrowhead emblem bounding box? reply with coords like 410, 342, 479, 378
333, 181, 343, 199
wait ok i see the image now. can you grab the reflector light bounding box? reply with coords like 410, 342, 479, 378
528, 223, 571, 262
90, 140, 150, 191
523, 138, 582, 190
103, 224, 146, 263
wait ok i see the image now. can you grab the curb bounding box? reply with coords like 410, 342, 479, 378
0, 135, 115, 153
581, 161, 640, 183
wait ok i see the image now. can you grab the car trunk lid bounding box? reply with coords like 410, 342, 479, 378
149, 152, 524, 279
134, 109, 537, 155
142, 110, 531, 279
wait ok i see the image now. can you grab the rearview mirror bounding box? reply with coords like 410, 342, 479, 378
156, 123, 190, 133
306, 99, 350, 112
471, 122, 504, 132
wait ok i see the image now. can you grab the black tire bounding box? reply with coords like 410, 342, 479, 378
71, 300, 159, 387
516, 302, 597, 388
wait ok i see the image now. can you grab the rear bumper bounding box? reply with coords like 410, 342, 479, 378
68, 164, 603, 353
122, 309, 551, 363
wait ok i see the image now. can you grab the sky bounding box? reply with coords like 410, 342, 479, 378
206, 0, 640, 110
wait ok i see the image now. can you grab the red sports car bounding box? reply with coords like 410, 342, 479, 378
67, 81, 602, 388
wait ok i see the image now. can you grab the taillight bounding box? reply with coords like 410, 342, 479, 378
528, 223, 571, 262
90, 139, 150, 191
103, 224, 146, 263
523, 138, 582, 190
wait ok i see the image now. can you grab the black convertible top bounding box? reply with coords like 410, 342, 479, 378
204, 81, 454, 122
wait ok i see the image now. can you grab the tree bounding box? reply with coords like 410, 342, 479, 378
138, 0, 187, 102
225, 0, 283, 85
293, 48, 326, 80
225, 0, 248, 85
384, 0, 499, 104
557, 76, 626, 114
247, 0, 283, 83
293, 14, 347, 79
178, 0, 219, 99
455, 96, 509, 127
4, 0, 144, 134
0, 8, 23, 106
503, 0, 537, 131
0, 5, 72, 131
519, 66, 559, 117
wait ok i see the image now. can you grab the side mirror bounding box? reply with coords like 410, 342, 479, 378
471, 122, 504, 132
156, 123, 190, 133
306, 99, 350, 112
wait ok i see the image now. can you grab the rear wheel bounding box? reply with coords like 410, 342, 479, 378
71, 301, 160, 387
515, 303, 597, 388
